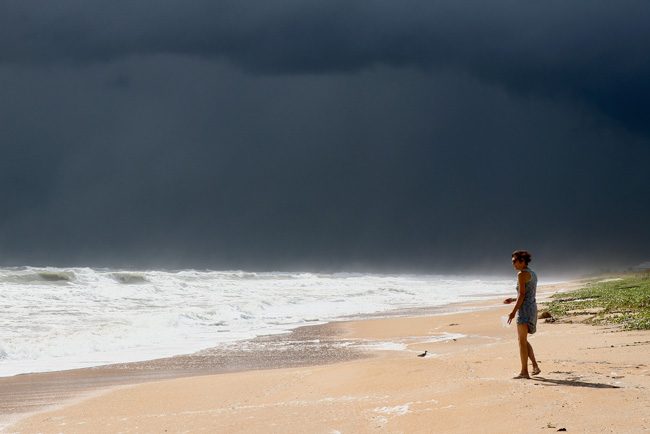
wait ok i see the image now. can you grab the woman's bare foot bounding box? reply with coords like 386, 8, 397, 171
532, 366, 541, 376
513, 373, 531, 379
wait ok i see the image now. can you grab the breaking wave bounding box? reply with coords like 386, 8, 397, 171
110, 273, 149, 284
0, 268, 76, 284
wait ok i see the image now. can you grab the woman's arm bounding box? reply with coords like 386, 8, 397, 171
507, 271, 530, 324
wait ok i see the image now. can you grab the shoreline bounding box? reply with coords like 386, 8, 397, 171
1, 277, 580, 377
0, 299, 502, 429
5, 278, 623, 432
0, 268, 521, 379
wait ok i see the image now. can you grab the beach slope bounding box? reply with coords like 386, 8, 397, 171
8, 290, 650, 433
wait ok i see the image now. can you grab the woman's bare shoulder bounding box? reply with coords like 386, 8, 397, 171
517, 270, 532, 281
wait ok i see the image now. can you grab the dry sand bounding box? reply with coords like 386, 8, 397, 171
5, 280, 650, 433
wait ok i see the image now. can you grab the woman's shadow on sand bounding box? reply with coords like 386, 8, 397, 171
532, 376, 621, 389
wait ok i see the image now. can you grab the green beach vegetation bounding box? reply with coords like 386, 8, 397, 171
544, 272, 650, 330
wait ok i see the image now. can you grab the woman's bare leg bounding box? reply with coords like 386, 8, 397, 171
528, 342, 541, 375
516, 324, 530, 378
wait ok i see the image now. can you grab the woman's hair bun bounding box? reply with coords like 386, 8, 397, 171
512, 250, 532, 265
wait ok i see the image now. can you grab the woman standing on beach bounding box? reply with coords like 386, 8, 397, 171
504, 250, 541, 379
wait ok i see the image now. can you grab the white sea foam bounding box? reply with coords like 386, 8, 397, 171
374, 404, 411, 416
358, 341, 409, 351
0, 267, 513, 376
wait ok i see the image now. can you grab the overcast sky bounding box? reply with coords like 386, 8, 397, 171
1, 1, 648, 274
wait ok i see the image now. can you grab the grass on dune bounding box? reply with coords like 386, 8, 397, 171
544, 272, 650, 330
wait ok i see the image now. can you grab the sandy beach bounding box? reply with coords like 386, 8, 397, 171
4, 280, 649, 433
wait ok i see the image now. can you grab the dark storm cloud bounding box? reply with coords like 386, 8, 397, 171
1, 58, 648, 272
2, 0, 650, 133
0, 2, 649, 274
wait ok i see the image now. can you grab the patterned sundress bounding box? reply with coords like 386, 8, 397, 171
516, 267, 538, 334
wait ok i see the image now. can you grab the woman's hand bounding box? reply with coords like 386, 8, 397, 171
503, 297, 515, 304
507, 311, 516, 324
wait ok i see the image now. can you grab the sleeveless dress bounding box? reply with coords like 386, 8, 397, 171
516, 267, 538, 334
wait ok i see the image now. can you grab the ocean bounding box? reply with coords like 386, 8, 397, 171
0, 267, 514, 377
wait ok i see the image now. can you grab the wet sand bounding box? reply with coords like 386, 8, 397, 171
0, 321, 366, 429
5, 278, 649, 433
